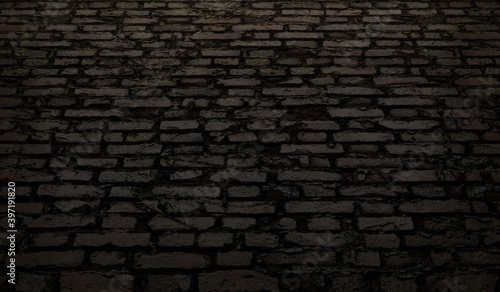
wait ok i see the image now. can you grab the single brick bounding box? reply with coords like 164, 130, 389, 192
37, 185, 105, 198
24, 215, 95, 228
285, 201, 354, 213
198, 270, 278, 292
99, 170, 156, 183
245, 233, 279, 247
17, 251, 85, 267
327, 87, 384, 96
333, 132, 394, 142
285, 232, 349, 246
228, 186, 260, 198
59, 272, 134, 291
280, 144, 343, 154
405, 233, 479, 247
358, 217, 414, 231
227, 202, 275, 214
144, 275, 191, 292
158, 234, 195, 247
391, 170, 439, 182
198, 232, 233, 247
307, 217, 341, 230
217, 251, 253, 266
277, 170, 341, 181
222, 217, 256, 229
399, 200, 470, 213
149, 216, 215, 231
74, 233, 150, 247
134, 253, 210, 269
106, 144, 162, 155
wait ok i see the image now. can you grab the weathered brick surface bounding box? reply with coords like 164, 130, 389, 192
1, 1, 499, 291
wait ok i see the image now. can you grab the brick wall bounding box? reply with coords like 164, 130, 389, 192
1, 0, 499, 291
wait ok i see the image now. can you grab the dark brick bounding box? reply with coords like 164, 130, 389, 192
358, 217, 414, 231
144, 275, 191, 292
74, 233, 150, 247
134, 253, 210, 269
98, 170, 156, 183
399, 200, 470, 213
60, 273, 133, 292
277, 170, 341, 181
37, 185, 105, 198
198, 270, 278, 292
285, 201, 354, 213
17, 251, 84, 267
245, 233, 279, 247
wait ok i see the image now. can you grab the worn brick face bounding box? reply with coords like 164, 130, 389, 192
1, 1, 499, 291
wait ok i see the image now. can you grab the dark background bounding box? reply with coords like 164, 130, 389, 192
0, 0, 499, 291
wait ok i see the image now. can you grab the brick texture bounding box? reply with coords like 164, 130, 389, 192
1, 1, 500, 291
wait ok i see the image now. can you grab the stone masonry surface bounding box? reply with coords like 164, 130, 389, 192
0, 0, 500, 291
